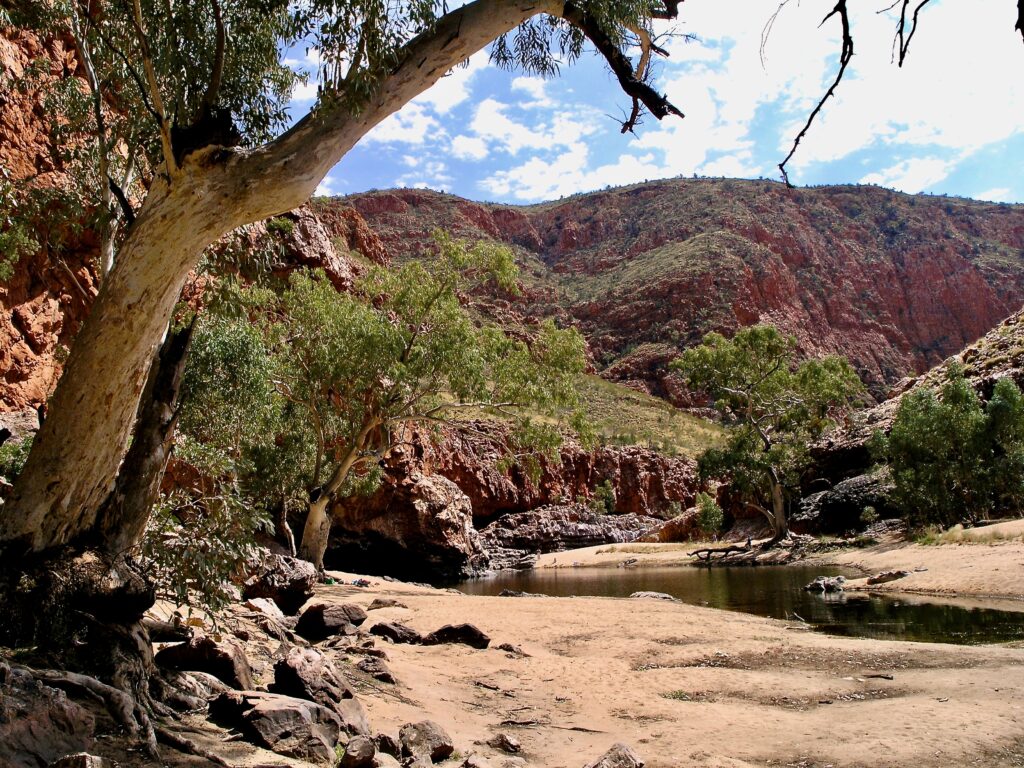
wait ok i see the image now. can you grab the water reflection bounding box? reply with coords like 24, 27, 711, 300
456, 565, 1024, 645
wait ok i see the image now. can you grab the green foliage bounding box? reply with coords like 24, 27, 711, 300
266, 217, 295, 237
695, 491, 724, 536
0, 172, 38, 281
0, 437, 33, 482
590, 479, 616, 515
872, 366, 1024, 529
672, 324, 864, 535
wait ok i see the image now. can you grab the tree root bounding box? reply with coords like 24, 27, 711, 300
12, 664, 159, 759
156, 725, 231, 766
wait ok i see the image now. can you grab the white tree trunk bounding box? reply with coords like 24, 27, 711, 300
299, 496, 333, 571
0, 0, 562, 556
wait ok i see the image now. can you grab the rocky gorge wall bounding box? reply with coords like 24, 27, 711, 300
338, 182, 1024, 400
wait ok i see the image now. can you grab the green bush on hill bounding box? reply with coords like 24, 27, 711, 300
872, 365, 1024, 529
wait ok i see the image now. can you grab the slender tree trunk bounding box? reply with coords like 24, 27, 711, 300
300, 495, 333, 570
770, 480, 789, 541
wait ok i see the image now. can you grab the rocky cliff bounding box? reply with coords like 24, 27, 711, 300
333, 182, 1024, 400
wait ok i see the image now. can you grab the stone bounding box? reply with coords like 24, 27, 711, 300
422, 623, 490, 649
0, 677, 96, 768
209, 690, 342, 764
399, 720, 455, 762
340, 736, 376, 768
463, 756, 495, 768
357, 656, 397, 684
155, 634, 253, 690
373, 755, 402, 768
242, 554, 318, 615
583, 743, 645, 768
486, 733, 521, 754
244, 597, 287, 622
792, 472, 898, 534
370, 621, 422, 644
628, 591, 677, 601
867, 569, 911, 585
296, 602, 368, 642
368, 598, 407, 610
376, 732, 401, 757
804, 575, 847, 594
48, 755, 112, 768
270, 647, 356, 718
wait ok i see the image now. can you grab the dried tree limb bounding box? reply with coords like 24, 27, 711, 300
778, 0, 852, 187
895, 0, 933, 66
562, 0, 684, 133
1017, 0, 1024, 42
199, 0, 227, 114
130, 0, 179, 176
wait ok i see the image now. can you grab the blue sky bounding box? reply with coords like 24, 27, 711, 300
288, 0, 1024, 205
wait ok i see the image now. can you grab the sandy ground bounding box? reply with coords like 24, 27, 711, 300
279, 574, 1024, 768
151, 531, 1024, 768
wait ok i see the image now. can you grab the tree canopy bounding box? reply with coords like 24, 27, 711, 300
671, 324, 863, 540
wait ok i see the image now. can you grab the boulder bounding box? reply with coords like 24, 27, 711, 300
399, 720, 455, 762
270, 647, 355, 717
463, 756, 495, 768
244, 597, 287, 622
584, 743, 645, 768
369, 621, 422, 644
867, 569, 911, 585
638, 509, 701, 543
375, 732, 401, 757
48, 755, 112, 768
209, 690, 341, 764
356, 657, 397, 684
0, 664, 96, 768
373, 755, 402, 768
422, 623, 490, 649
340, 735, 376, 768
486, 733, 521, 754
243, 554, 318, 615
804, 575, 847, 594
296, 602, 368, 642
367, 598, 407, 610
155, 634, 253, 690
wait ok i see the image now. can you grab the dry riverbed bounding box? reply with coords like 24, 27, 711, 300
142, 529, 1024, 768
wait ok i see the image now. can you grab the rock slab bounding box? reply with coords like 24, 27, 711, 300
584, 743, 645, 768
422, 623, 490, 649
155, 634, 253, 690
399, 720, 455, 762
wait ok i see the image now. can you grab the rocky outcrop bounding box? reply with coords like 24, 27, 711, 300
341, 182, 1024, 399
792, 472, 898, 534
478, 505, 659, 560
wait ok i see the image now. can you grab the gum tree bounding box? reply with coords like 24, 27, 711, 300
672, 325, 863, 541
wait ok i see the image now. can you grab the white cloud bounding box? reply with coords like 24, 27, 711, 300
412, 51, 489, 114
469, 99, 601, 155
977, 187, 1012, 203
364, 103, 442, 146
396, 160, 452, 191
315, 174, 341, 197
510, 76, 553, 108
451, 135, 489, 161
291, 80, 319, 104
860, 157, 956, 193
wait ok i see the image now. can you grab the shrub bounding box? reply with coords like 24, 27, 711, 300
591, 479, 616, 515
695, 492, 724, 537
0, 436, 32, 482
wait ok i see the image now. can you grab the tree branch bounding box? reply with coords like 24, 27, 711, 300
778, 0, 852, 187
895, 0, 933, 66
561, 0, 683, 133
129, 0, 178, 176
199, 0, 227, 114
1017, 0, 1024, 42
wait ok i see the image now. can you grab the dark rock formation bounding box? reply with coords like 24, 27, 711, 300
792, 472, 898, 534
242, 555, 318, 615
209, 690, 342, 764
583, 743, 645, 768
270, 647, 357, 720
478, 505, 660, 565
399, 720, 455, 762
340, 735, 376, 768
422, 623, 490, 649
295, 603, 368, 643
804, 576, 847, 593
0, 663, 96, 768
369, 621, 423, 644
357, 657, 397, 684
154, 634, 253, 690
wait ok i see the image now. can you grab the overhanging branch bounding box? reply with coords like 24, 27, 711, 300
561, 1, 683, 133
778, 0, 852, 187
